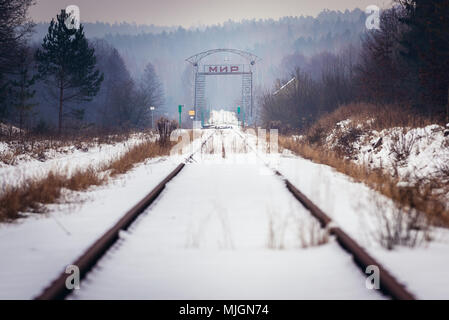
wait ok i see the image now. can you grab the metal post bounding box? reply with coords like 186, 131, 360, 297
201, 109, 204, 128
193, 71, 197, 121
150, 106, 155, 129
178, 105, 182, 128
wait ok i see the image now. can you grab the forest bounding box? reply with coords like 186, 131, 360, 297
1, 1, 448, 135
260, 0, 449, 131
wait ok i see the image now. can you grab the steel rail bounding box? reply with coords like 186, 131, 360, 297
234, 129, 416, 300
285, 180, 416, 300
35, 132, 213, 300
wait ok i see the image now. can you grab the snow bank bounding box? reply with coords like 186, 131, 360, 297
0, 133, 155, 193
325, 120, 449, 185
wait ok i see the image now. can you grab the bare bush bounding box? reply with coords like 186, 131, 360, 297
389, 130, 416, 164
156, 117, 178, 146
267, 213, 288, 250
334, 127, 363, 158
267, 208, 329, 250
371, 194, 432, 250
296, 218, 329, 248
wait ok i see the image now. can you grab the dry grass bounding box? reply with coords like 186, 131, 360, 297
279, 136, 449, 229
0, 138, 174, 222
267, 209, 329, 250
282, 102, 449, 231
0, 129, 155, 165
304, 103, 434, 146
296, 218, 329, 249
107, 140, 174, 176
0, 168, 105, 221
369, 192, 432, 250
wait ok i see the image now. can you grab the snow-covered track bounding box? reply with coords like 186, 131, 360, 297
35, 133, 213, 300
284, 179, 416, 300
34, 162, 186, 300
234, 128, 415, 300
34, 128, 414, 300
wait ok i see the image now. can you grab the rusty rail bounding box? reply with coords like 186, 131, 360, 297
35, 163, 185, 300
236, 129, 415, 300
285, 179, 416, 300
35, 132, 213, 300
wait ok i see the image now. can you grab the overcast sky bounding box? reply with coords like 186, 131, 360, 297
29, 0, 391, 27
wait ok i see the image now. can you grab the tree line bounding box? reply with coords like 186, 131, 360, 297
260, 0, 449, 131
0, 1, 164, 135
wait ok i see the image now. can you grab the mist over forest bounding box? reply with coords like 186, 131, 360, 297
26, 8, 367, 128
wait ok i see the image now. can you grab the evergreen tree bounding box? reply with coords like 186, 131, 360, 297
398, 0, 449, 118
35, 10, 103, 134
138, 62, 164, 120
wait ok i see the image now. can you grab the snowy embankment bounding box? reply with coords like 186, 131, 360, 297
275, 135, 449, 299
0, 133, 156, 193
327, 121, 449, 186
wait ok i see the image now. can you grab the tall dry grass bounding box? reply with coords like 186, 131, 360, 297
0, 129, 155, 165
0, 138, 175, 222
279, 135, 449, 230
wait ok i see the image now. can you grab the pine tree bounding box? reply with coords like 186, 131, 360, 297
398, 0, 449, 118
35, 10, 103, 134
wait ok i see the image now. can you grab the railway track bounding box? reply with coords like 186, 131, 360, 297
234, 129, 415, 300
35, 129, 415, 300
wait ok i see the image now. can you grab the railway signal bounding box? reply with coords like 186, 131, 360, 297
178, 105, 183, 128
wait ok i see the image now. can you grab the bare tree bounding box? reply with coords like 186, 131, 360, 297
0, 0, 34, 75
139, 62, 164, 111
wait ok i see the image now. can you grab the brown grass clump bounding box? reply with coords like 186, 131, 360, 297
0, 138, 175, 222
107, 140, 174, 176
0, 169, 105, 221
0, 128, 155, 165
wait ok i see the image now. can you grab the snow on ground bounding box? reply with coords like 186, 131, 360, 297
0, 127, 447, 299
71, 129, 381, 299
209, 109, 238, 127
0, 129, 210, 299
0, 133, 156, 193
357, 124, 449, 182
0, 157, 179, 299
327, 120, 449, 184
276, 154, 449, 299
